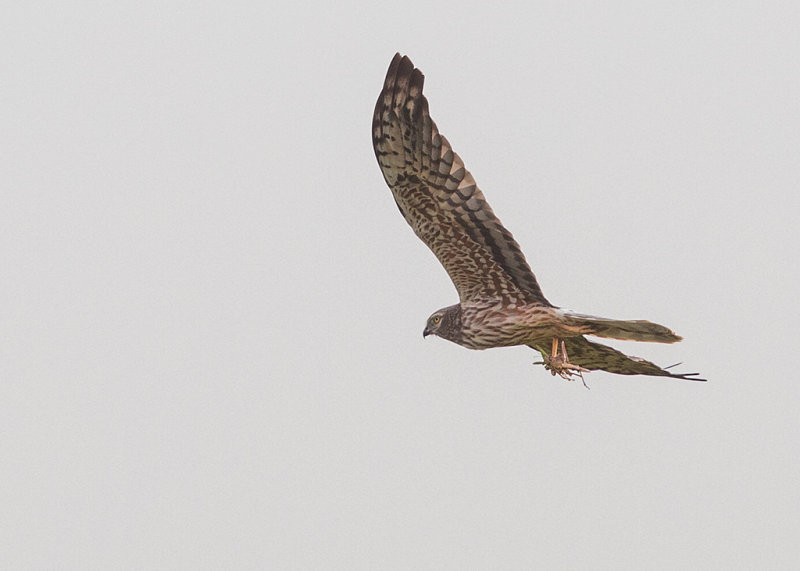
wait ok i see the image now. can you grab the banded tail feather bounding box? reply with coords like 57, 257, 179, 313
562, 312, 682, 343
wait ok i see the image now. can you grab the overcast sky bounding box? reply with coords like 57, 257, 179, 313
3, 2, 799, 569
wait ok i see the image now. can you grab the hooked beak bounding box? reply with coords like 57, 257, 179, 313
423, 327, 431, 338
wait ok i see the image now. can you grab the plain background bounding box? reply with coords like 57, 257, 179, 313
3, 2, 799, 569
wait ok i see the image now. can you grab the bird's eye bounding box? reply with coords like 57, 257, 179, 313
433, 316, 441, 323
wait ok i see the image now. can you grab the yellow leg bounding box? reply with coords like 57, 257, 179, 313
538, 337, 591, 388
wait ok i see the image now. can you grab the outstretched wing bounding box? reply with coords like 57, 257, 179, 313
372, 53, 551, 306
529, 337, 706, 381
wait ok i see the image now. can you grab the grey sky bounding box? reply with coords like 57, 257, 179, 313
3, 2, 799, 569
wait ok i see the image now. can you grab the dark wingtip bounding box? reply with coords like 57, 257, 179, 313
671, 371, 707, 382
375, 53, 426, 141
662, 362, 706, 381
382, 53, 403, 91
382, 53, 423, 92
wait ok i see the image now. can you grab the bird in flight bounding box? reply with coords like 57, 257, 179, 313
372, 53, 704, 384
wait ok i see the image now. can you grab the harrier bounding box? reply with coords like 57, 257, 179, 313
372, 53, 704, 383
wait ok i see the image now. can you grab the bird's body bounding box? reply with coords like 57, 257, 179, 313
438, 301, 567, 350
373, 53, 704, 382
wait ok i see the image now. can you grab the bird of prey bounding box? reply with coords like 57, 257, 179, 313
372, 53, 704, 383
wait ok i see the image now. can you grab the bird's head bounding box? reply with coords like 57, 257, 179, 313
422, 304, 462, 342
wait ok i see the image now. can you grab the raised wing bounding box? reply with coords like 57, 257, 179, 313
372, 53, 551, 306
529, 337, 706, 381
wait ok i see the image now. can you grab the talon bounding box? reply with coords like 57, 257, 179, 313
540, 338, 591, 388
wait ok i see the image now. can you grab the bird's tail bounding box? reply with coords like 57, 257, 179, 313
561, 312, 682, 343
